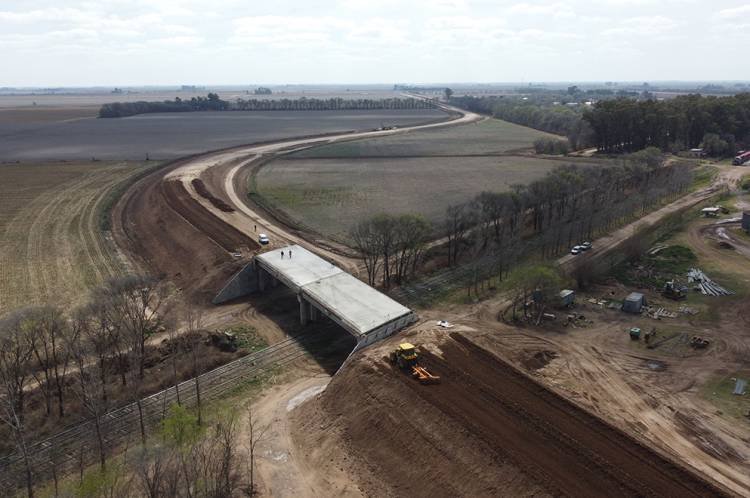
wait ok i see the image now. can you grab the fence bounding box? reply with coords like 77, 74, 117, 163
0, 332, 325, 489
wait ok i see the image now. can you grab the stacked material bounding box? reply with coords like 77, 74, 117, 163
687, 268, 734, 296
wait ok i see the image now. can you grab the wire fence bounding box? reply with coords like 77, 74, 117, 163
0, 332, 325, 489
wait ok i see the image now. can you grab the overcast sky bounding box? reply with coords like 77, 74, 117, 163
1, 0, 749, 86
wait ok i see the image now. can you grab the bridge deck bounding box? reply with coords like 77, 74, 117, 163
255, 244, 414, 339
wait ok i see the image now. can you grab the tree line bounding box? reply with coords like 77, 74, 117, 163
0, 275, 230, 495
351, 149, 694, 299
99, 94, 436, 118
583, 93, 750, 154
449, 95, 594, 150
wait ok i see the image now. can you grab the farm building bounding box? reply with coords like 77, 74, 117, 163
622, 292, 646, 314
559, 289, 575, 308
701, 207, 721, 217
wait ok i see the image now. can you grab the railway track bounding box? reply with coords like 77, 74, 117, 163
0, 333, 327, 489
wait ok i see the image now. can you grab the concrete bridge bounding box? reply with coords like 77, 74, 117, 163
214, 245, 416, 351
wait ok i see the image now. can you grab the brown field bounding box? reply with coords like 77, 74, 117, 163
255, 155, 600, 240
0, 161, 149, 316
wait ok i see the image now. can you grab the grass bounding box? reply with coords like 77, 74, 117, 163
289, 118, 560, 158
0, 161, 149, 317
701, 371, 750, 421
691, 164, 719, 190
222, 324, 267, 353
256, 155, 603, 240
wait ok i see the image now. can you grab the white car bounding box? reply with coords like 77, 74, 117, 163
571, 246, 582, 255
258, 234, 270, 245
580, 242, 592, 250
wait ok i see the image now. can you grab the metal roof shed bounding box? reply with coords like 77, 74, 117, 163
622, 292, 646, 314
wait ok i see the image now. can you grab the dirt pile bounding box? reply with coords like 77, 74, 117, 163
292, 333, 728, 497
113, 159, 257, 303
191, 178, 235, 212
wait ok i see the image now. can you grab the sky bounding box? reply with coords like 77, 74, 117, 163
1, 0, 749, 86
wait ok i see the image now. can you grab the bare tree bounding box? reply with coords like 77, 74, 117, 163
444, 203, 473, 266
26, 306, 71, 417
0, 310, 35, 421
184, 308, 204, 426
245, 404, 270, 496
350, 219, 382, 286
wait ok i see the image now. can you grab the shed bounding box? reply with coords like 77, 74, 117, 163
622, 292, 646, 313
559, 289, 575, 308
701, 207, 721, 218
743, 212, 750, 233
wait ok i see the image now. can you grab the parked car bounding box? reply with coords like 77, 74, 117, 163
580, 242, 592, 250
258, 233, 270, 245
571, 246, 582, 255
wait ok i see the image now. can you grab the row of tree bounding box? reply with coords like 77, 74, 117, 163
349, 149, 693, 300
449, 95, 595, 150
99, 94, 436, 118
99, 93, 229, 118
349, 214, 431, 288
583, 94, 750, 154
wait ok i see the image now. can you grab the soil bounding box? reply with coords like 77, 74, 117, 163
293, 332, 727, 497
112, 155, 258, 304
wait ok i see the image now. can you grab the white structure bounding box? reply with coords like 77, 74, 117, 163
255, 245, 416, 351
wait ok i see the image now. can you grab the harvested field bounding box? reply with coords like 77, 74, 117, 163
255, 155, 590, 239
0, 109, 447, 161
290, 118, 558, 157
0, 161, 146, 316
293, 332, 727, 497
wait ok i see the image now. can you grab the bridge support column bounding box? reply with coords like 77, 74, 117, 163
257, 267, 268, 292
309, 305, 319, 322
298, 295, 309, 325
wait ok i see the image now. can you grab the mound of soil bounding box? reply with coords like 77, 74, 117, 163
191, 178, 235, 212
522, 350, 558, 371
292, 333, 727, 497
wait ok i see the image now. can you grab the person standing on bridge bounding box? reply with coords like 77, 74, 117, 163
289, 249, 292, 258
281, 250, 284, 259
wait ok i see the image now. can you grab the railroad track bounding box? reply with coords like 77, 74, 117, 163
0, 333, 325, 488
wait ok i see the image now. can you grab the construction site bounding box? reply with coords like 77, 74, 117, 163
2, 96, 750, 497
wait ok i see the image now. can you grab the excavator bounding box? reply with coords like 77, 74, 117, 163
390, 343, 441, 384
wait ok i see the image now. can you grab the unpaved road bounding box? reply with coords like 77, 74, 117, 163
164, 104, 482, 271
558, 164, 747, 271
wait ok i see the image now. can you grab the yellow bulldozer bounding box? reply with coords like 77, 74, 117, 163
390, 343, 440, 384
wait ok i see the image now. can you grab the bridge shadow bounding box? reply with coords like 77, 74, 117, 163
221, 285, 356, 376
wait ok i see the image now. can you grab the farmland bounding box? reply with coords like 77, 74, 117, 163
256, 155, 581, 240
254, 118, 605, 240
0, 161, 148, 315
291, 117, 558, 157
0, 109, 446, 161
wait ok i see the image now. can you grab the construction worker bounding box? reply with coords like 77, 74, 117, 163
281, 250, 284, 259
289, 249, 292, 258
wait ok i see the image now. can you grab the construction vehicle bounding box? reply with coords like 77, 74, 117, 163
390, 343, 440, 384
663, 280, 686, 300
690, 336, 710, 349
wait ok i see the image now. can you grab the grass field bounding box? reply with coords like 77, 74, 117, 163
0, 161, 149, 316
256, 155, 588, 240
290, 118, 558, 158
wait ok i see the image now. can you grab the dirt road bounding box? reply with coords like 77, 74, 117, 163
559, 164, 746, 271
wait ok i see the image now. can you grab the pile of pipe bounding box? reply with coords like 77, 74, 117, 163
687, 268, 734, 296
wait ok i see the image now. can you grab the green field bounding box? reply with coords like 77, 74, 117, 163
0, 161, 148, 316
290, 118, 558, 158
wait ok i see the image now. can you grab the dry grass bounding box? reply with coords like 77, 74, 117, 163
291, 118, 559, 158
256, 155, 584, 240
0, 161, 148, 316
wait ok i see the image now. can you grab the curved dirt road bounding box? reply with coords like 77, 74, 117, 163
164, 104, 482, 272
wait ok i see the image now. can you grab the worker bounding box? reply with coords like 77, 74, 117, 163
254, 224, 257, 231
281, 250, 284, 259
289, 249, 292, 258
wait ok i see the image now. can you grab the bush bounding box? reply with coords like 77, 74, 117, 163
533, 137, 570, 155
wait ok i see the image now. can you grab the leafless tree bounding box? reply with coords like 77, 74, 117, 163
26, 306, 71, 417
0, 310, 35, 421
350, 219, 382, 286
244, 404, 270, 496
184, 308, 204, 425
